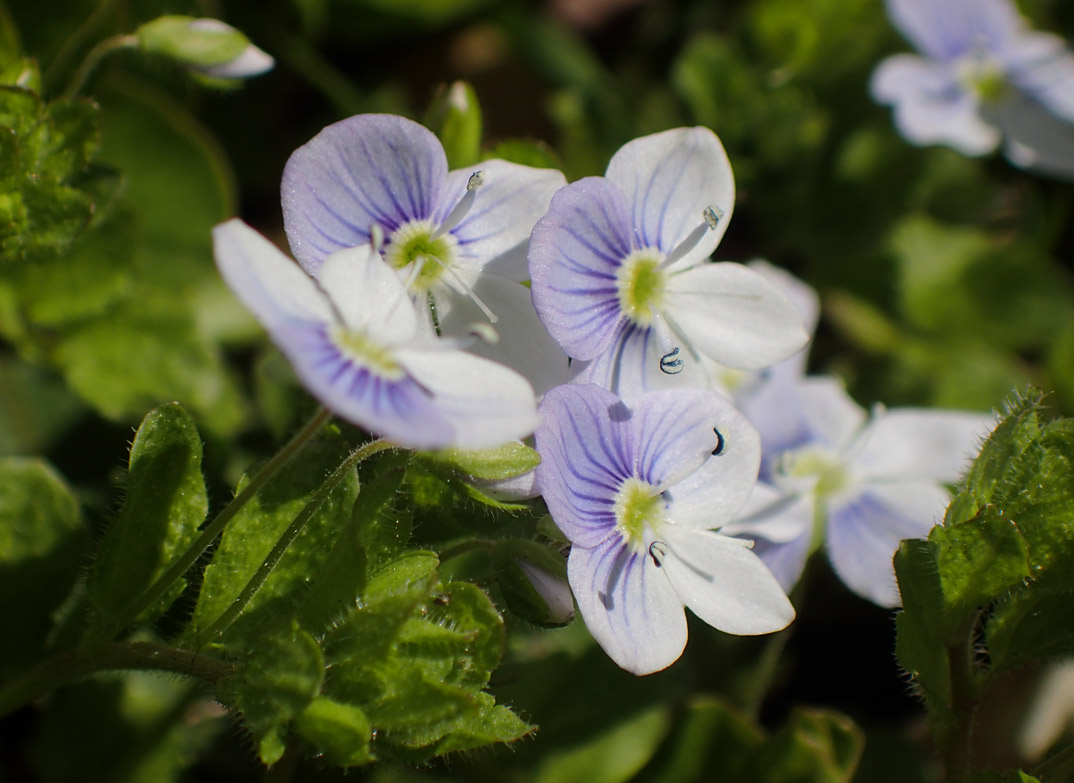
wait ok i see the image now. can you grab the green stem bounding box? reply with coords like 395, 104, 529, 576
1034, 739, 1074, 782
196, 438, 394, 642
942, 625, 980, 783
44, 0, 120, 94
87, 408, 332, 645
62, 33, 138, 98
0, 641, 232, 719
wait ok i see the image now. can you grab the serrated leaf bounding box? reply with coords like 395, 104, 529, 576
354, 466, 409, 572
0, 457, 83, 674
987, 588, 1074, 674
87, 403, 206, 629
192, 431, 358, 636
216, 614, 324, 765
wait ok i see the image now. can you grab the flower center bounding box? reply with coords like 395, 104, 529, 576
612, 477, 666, 549
956, 51, 1008, 103
617, 251, 667, 327
384, 220, 458, 293
328, 324, 405, 380
774, 445, 848, 497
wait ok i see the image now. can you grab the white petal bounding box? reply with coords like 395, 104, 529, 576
826, 481, 950, 607
984, 93, 1074, 180
1003, 32, 1074, 124
212, 219, 333, 329
605, 127, 735, 263
853, 407, 993, 483
664, 262, 809, 371
395, 347, 538, 449
433, 272, 570, 396
721, 483, 814, 544
447, 160, 567, 281
569, 536, 687, 676
316, 245, 423, 341
661, 526, 795, 635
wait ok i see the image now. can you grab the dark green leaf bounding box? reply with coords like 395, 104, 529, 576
294, 697, 374, 767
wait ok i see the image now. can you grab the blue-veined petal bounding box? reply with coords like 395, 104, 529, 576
529, 177, 634, 360
884, 0, 1017, 60
568, 534, 686, 676
316, 244, 424, 342
661, 525, 794, 635
604, 127, 734, 262
722, 484, 815, 594
281, 114, 448, 272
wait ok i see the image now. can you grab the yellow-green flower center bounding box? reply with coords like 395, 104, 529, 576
616, 251, 667, 327
957, 53, 1008, 103
777, 446, 848, 497
384, 220, 457, 293
613, 477, 666, 548
329, 324, 405, 380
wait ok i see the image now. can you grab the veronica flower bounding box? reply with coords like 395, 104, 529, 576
281, 113, 569, 394
535, 383, 794, 675
213, 219, 538, 450
722, 374, 993, 607
871, 0, 1074, 177
528, 127, 809, 399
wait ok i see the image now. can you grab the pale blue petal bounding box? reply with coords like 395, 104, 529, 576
826, 481, 949, 607
316, 245, 424, 342
721, 484, 814, 594
281, 114, 448, 272
529, 177, 634, 360
884, 0, 1019, 61
535, 384, 634, 548
446, 160, 567, 282
568, 535, 686, 676
661, 525, 794, 635
985, 93, 1074, 180
604, 127, 735, 262
1003, 32, 1074, 124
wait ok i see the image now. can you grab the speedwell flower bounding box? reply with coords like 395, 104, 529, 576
723, 374, 993, 607
281, 114, 569, 394
528, 127, 809, 399
535, 383, 794, 675
871, 0, 1074, 177
213, 219, 538, 450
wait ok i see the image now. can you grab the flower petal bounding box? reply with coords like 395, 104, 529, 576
722, 484, 816, 594
826, 481, 950, 607
395, 347, 538, 449
569, 535, 687, 675
446, 159, 567, 281
316, 244, 423, 342
535, 384, 633, 547
660, 525, 795, 635
883, 0, 1018, 60
604, 127, 735, 262
663, 262, 809, 370
212, 218, 333, 329
1003, 32, 1074, 124
529, 176, 634, 360
984, 92, 1074, 180
281, 114, 448, 272
433, 271, 570, 396
853, 407, 992, 483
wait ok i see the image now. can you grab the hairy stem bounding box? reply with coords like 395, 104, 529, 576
195, 438, 394, 642
942, 628, 979, 783
87, 408, 332, 645
0, 641, 232, 719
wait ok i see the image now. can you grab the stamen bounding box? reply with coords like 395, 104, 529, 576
432, 170, 486, 239
661, 311, 702, 363
403, 255, 427, 290
711, 427, 725, 456
658, 204, 725, 270
648, 540, 668, 567
659, 347, 684, 375
468, 321, 500, 345
439, 262, 499, 323
370, 223, 385, 254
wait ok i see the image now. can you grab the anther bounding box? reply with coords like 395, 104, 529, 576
659, 347, 684, 375
712, 427, 725, 456
659, 204, 725, 270
370, 223, 385, 254
703, 204, 725, 229
467, 170, 485, 191
648, 540, 668, 567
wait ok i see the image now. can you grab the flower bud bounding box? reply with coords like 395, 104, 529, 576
135, 16, 273, 81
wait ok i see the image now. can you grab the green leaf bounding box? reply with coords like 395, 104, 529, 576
484, 138, 562, 170
748, 708, 864, 783
0, 457, 83, 674
987, 588, 1074, 673
216, 614, 324, 765
428, 441, 540, 480
294, 697, 374, 767
192, 430, 359, 635
354, 466, 411, 572
424, 80, 482, 169
86, 403, 207, 629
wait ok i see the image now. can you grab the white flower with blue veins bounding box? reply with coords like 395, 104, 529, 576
872, 0, 1074, 178
528, 127, 809, 400
212, 219, 538, 451
535, 383, 794, 676
722, 374, 994, 607
281, 113, 569, 395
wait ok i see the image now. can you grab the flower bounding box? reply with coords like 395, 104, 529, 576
528, 127, 809, 399
135, 16, 274, 81
871, 0, 1074, 177
212, 218, 538, 450
535, 383, 794, 675
281, 114, 569, 394
722, 374, 993, 607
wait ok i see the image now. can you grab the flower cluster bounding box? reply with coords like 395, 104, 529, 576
213, 113, 990, 677
872, 0, 1074, 178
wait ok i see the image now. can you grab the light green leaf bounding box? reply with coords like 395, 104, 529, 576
294, 697, 374, 767
429, 441, 540, 480
425, 80, 482, 169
